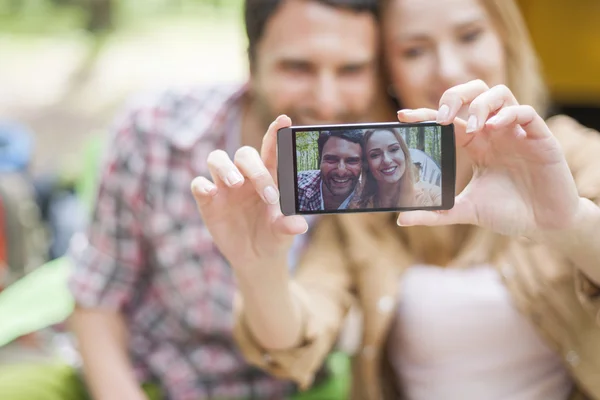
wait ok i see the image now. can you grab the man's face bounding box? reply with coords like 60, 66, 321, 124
320, 136, 362, 198
250, 0, 379, 126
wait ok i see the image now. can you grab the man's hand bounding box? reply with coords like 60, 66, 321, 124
191, 115, 308, 272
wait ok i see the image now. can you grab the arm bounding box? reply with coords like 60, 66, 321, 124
535, 197, 600, 285
533, 115, 600, 286
69, 308, 146, 400
192, 116, 355, 389
68, 106, 149, 398
233, 216, 355, 390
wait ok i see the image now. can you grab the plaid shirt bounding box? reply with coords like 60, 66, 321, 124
297, 170, 322, 212
67, 84, 308, 400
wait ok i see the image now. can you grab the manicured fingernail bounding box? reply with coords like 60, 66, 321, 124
466, 115, 478, 133
437, 104, 450, 123
487, 115, 501, 125
192, 179, 216, 196
226, 170, 243, 186
397, 109, 412, 114
200, 182, 216, 195
205, 183, 217, 195
263, 186, 279, 204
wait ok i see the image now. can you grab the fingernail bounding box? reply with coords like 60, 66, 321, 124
397, 109, 411, 114
192, 179, 216, 196
487, 115, 501, 125
226, 170, 243, 186
466, 115, 478, 133
204, 183, 217, 195
263, 186, 279, 204
437, 104, 450, 123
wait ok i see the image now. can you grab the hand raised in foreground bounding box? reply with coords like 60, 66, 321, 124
191, 115, 307, 271
397, 80, 581, 238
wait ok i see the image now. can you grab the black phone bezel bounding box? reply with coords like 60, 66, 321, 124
278, 121, 455, 216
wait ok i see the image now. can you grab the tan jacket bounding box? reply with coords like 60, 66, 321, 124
234, 115, 600, 400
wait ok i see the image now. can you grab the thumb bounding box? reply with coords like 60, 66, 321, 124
262, 115, 292, 180
272, 214, 309, 236
396, 193, 476, 227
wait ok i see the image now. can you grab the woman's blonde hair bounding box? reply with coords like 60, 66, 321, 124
479, 0, 548, 116
353, 128, 415, 208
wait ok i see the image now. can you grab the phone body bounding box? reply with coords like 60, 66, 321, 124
277, 121, 455, 216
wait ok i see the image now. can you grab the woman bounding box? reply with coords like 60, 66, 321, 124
350, 128, 416, 209
192, 0, 600, 399
349, 128, 441, 209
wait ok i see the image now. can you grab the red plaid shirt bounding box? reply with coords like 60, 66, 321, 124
297, 170, 323, 212
68, 84, 307, 400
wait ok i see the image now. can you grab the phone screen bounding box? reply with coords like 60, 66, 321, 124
286, 122, 454, 215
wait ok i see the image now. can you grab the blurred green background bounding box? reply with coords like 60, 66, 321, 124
0, 0, 249, 176
1, 0, 599, 179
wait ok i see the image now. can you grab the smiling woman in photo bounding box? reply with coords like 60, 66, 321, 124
350, 128, 415, 209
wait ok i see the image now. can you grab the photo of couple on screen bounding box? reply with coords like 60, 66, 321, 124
296, 126, 442, 212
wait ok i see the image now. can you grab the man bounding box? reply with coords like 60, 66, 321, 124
298, 130, 363, 211
0, 1, 381, 400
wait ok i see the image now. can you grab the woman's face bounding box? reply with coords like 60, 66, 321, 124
383, 0, 507, 113
366, 130, 407, 184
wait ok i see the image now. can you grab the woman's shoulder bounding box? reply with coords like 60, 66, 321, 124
547, 114, 600, 200
547, 114, 599, 149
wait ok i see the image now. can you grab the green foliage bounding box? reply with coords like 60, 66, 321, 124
0, 0, 244, 35
296, 131, 319, 172
403, 126, 441, 166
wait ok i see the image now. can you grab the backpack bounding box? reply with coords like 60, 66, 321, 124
0, 122, 48, 289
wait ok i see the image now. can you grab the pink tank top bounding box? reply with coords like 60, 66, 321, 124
387, 264, 572, 400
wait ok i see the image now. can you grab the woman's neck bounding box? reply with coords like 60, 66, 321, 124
376, 180, 402, 208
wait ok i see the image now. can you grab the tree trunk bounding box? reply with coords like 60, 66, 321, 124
85, 0, 114, 33
417, 126, 425, 151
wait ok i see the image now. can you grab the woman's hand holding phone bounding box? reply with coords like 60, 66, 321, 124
191, 115, 307, 272
396, 79, 582, 239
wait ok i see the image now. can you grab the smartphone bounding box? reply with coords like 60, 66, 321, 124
277, 121, 455, 216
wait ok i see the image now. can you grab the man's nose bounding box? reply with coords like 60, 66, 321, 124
312, 72, 341, 122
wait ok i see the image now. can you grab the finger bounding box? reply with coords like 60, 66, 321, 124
397, 193, 476, 227
466, 84, 519, 134
437, 79, 490, 124
191, 176, 218, 208
399, 108, 471, 149
207, 149, 245, 187
272, 215, 309, 236
261, 115, 292, 178
234, 146, 279, 205
397, 108, 437, 123
485, 105, 551, 140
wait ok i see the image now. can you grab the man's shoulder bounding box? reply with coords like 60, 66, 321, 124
114, 83, 247, 148
297, 170, 321, 190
